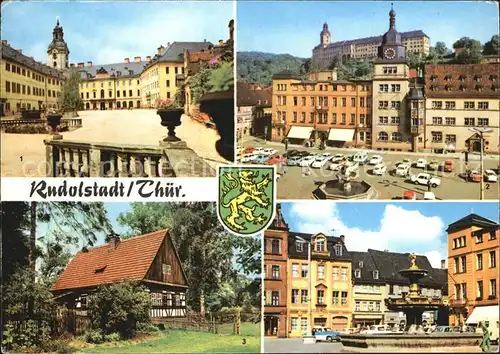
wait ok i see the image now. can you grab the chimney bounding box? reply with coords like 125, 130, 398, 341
340, 235, 345, 243
87, 61, 92, 67
441, 259, 446, 269
218, 39, 224, 46
157, 45, 164, 54
146, 56, 151, 63
124, 58, 130, 64
78, 62, 84, 68
70, 63, 75, 68
134, 56, 141, 63
109, 234, 121, 250
167, 42, 171, 47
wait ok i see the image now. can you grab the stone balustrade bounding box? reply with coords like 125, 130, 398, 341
1, 119, 44, 126
61, 118, 83, 129
44, 136, 215, 177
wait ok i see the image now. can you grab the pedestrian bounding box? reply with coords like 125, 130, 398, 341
281, 163, 287, 175
479, 321, 492, 353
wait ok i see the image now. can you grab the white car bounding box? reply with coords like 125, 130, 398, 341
361, 325, 393, 335
372, 163, 387, 175
369, 155, 383, 165
484, 170, 498, 182
322, 152, 332, 158
252, 147, 264, 155
311, 156, 330, 168
261, 148, 278, 156
299, 155, 316, 167
423, 192, 436, 200
395, 163, 411, 177
416, 158, 427, 169
241, 153, 255, 163
410, 173, 441, 187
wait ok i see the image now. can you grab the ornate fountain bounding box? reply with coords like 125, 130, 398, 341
313, 159, 376, 199
341, 253, 482, 353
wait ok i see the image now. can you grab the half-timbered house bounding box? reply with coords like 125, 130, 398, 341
51, 230, 188, 319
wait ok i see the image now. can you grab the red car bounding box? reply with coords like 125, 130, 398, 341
266, 155, 287, 165
244, 147, 255, 154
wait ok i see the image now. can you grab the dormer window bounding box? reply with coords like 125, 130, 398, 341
430, 74, 438, 82
296, 242, 303, 252
444, 73, 452, 81
489, 75, 498, 82
430, 84, 439, 91
445, 85, 453, 91
459, 75, 467, 81
373, 270, 379, 279
334, 244, 342, 256
95, 266, 106, 274
316, 238, 325, 252
355, 269, 361, 278
359, 261, 364, 268
475, 75, 482, 82
476, 84, 483, 91
460, 84, 467, 91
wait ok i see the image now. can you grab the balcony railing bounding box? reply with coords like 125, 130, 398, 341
44, 137, 215, 177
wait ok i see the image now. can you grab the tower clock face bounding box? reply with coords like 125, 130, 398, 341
384, 48, 396, 60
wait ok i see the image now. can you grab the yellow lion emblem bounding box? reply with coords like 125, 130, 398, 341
221, 170, 272, 231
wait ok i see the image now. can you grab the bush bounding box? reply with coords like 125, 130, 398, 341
137, 323, 160, 333
4, 123, 49, 134
85, 329, 104, 344
103, 332, 121, 342
87, 281, 151, 339
2, 320, 51, 350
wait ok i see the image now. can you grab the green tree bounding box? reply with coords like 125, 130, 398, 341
434, 41, 449, 57
59, 69, 82, 113
337, 59, 372, 80
483, 35, 499, 56
453, 37, 483, 64
406, 52, 425, 69
188, 67, 212, 104
87, 281, 151, 339
207, 61, 234, 92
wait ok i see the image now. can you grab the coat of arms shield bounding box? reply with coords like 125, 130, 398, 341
217, 165, 276, 236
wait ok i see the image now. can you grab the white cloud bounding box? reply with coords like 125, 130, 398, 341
288, 202, 447, 266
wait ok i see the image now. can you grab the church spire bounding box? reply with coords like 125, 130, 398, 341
389, 3, 396, 29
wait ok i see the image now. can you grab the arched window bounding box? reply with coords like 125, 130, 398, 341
100, 89, 105, 98
378, 132, 388, 141
391, 132, 402, 141
129, 101, 133, 108
109, 91, 112, 98
136, 100, 141, 108
53, 62, 57, 67
85, 102, 90, 110
117, 102, 121, 109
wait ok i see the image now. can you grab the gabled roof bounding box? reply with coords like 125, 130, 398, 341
367, 249, 443, 288
446, 213, 498, 234
78, 60, 146, 80
52, 230, 169, 292
158, 41, 212, 63
350, 251, 386, 284
288, 232, 351, 261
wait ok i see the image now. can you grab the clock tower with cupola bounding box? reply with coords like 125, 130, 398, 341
372, 5, 413, 152
47, 18, 70, 70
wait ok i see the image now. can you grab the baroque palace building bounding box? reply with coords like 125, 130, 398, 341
312, 22, 429, 68
264, 206, 448, 338
270, 7, 500, 154
446, 214, 499, 327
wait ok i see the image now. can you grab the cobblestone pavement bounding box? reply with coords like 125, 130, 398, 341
240, 137, 500, 200
1, 110, 229, 177
264, 338, 342, 353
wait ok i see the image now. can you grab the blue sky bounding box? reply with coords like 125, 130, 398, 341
237, 1, 499, 57
1, 1, 233, 65
281, 201, 499, 268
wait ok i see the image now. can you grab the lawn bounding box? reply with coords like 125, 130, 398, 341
217, 321, 261, 336
79, 329, 260, 353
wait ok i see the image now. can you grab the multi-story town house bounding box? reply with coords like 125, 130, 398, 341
77, 57, 145, 111
312, 22, 429, 68
287, 232, 353, 336
263, 204, 289, 338
271, 70, 372, 148
237, 82, 272, 141
424, 64, 500, 154
446, 213, 499, 326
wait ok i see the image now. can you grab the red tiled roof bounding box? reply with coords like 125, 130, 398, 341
52, 230, 168, 292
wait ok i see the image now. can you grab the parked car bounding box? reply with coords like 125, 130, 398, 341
403, 191, 417, 200
369, 155, 383, 165
299, 155, 316, 167
243, 147, 255, 154
423, 192, 436, 200
484, 169, 498, 182
252, 147, 264, 155
266, 155, 286, 165
284, 149, 299, 158
360, 325, 393, 335
241, 153, 256, 163
312, 327, 341, 342
311, 156, 330, 168
468, 170, 482, 182
410, 173, 441, 187
253, 154, 270, 164
372, 163, 387, 175
431, 326, 454, 334
262, 148, 278, 156
395, 163, 411, 177
322, 152, 332, 158
353, 152, 369, 165
287, 155, 304, 166
416, 158, 427, 169
427, 160, 439, 171
443, 160, 454, 172
396, 158, 412, 168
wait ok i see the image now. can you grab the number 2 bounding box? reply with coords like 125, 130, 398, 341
485, 183, 490, 190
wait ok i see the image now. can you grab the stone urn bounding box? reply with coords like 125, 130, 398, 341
47, 113, 62, 134
199, 90, 234, 161
157, 108, 184, 141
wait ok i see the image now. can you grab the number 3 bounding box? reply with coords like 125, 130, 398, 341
242, 338, 246, 345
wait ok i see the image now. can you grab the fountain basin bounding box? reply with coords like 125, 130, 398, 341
313, 180, 376, 200
340, 333, 482, 353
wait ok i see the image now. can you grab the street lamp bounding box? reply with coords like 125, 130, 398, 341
295, 236, 315, 344
468, 127, 493, 200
